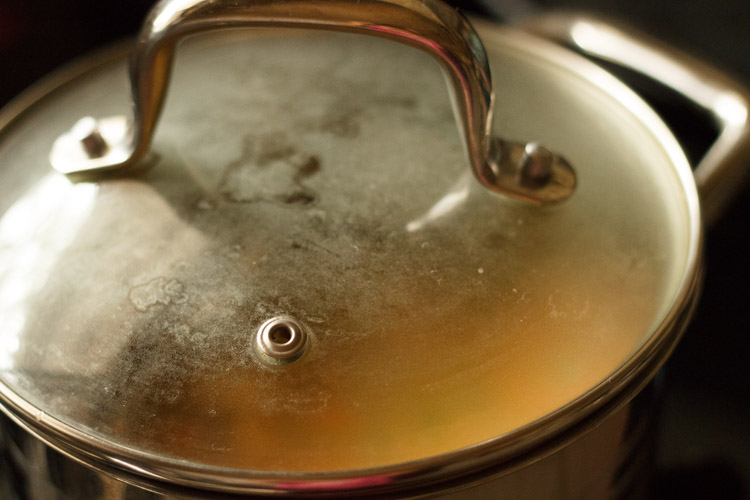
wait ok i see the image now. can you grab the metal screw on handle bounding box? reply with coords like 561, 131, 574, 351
49, 0, 576, 204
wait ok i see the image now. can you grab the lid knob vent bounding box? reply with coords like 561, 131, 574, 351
255, 316, 308, 364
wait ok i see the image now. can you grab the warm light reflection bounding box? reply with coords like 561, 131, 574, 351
152, 0, 196, 33
714, 93, 749, 126
406, 173, 470, 232
0, 174, 97, 369
569, 21, 720, 110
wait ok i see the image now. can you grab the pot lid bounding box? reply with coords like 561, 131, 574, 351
0, 4, 700, 492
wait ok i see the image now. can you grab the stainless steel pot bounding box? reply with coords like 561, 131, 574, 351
0, 1, 748, 498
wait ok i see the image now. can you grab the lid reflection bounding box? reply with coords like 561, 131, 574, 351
0, 173, 97, 369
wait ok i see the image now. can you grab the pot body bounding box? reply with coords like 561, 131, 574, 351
0, 382, 659, 500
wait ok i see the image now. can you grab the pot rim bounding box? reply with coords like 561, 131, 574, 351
0, 23, 703, 497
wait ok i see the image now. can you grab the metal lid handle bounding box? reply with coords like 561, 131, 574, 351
50, 0, 575, 204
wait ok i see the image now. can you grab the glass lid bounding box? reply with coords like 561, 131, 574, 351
0, 20, 696, 481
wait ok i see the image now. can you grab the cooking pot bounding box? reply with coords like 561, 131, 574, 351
0, 0, 748, 498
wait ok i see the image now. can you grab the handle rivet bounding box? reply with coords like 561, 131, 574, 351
255, 316, 308, 364
72, 117, 109, 159
519, 142, 553, 187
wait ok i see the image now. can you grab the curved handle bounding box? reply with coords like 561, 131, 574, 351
50, 0, 575, 204
522, 12, 750, 222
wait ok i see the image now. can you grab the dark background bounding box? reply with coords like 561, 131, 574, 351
0, 1, 748, 498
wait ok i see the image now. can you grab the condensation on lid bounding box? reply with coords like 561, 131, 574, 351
0, 26, 695, 474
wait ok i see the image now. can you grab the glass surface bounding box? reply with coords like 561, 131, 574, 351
0, 28, 691, 472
